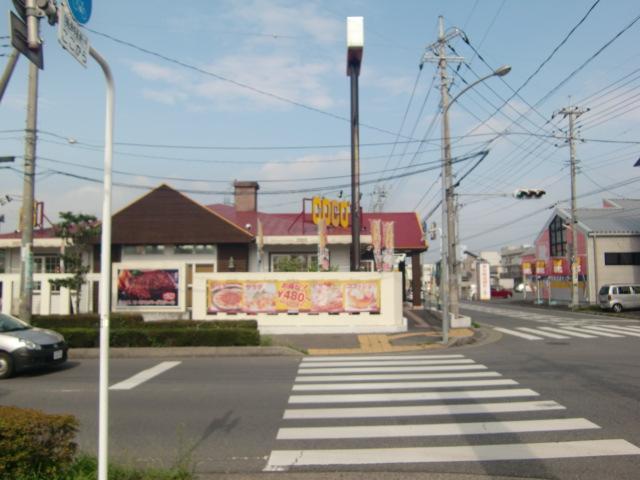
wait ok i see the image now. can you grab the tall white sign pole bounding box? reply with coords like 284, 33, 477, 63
89, 46, 114, 480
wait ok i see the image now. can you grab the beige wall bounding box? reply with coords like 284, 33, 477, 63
590, 235, 640, 301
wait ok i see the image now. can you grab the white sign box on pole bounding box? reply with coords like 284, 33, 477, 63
57, 4, 90, 67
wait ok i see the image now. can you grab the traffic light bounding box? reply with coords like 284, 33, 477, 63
513, 188, 546, 199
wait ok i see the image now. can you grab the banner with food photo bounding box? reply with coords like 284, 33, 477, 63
343, 280, 381, 313
243, 281, 277, 313
310, 281, 344, 313
207, 281, 244, 313
369, 219, 382, 272
276, 280, 312, 312
117, 268, 179, 307
382, 221, 395, 272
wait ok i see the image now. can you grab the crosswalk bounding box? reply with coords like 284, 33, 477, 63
462, 303, 639, 327
264, 354, 640, 471
494, 323, 640, 341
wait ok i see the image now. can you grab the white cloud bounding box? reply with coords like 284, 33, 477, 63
142, 89, 188, 105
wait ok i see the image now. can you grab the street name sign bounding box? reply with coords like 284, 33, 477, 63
9, 11, 43, 69
58, 4, 90, 67
67, 0, 92, 24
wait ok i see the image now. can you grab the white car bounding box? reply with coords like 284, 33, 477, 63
515, 283, 534, 293
0, 314, 68, 379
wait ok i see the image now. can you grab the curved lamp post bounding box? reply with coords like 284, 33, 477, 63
440, 65, 511, 344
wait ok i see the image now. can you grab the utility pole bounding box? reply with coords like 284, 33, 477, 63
556, 104, 588, 309
422, 16, 465, 331
18, 2, 41, 323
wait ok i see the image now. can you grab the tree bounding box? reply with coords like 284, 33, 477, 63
49, 212, 100, 314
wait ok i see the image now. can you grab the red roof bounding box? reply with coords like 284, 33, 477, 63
207, 204, 427, 251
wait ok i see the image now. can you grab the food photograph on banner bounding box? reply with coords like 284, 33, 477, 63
116, 267, 180, 308
206, 279, 381, 315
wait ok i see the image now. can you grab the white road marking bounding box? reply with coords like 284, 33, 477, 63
288, 388, 538, 404
292, 379, 518, 391
494, 327, 543, 340
561, 326, 623, 338
302, 354, 464, 362
276, 418, 599, 440
517, 327, 569, 339
283, 400, 566, 419
109, 361, 181, 391
264, 439, 640, 470
295, 371, 502, 382
296, 364, 489, 374
299, 359, 475, 368
587, 325, 640, 337
539, 327, 597, 338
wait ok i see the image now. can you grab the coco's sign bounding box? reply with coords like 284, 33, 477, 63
311, 196, 350, 228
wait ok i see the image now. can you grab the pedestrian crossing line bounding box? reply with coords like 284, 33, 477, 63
288, 388, 539, 404
276, 417, 599, 440
494, 327, 543, 340
561, 326, 623, 338
292, 378, 518, 391
283, 400, 566, 419
295, 371, 502, 382
302, 354, 464, 362
610, 324, 640, 332
296, 364, 489, 374
264, 439, 640, 471
588, 325, 640, 337
517, 327, 570, 339
299, 359, 475, 368
538, 327, 597, 338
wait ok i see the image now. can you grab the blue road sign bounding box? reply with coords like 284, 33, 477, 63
67, 0, 92, 24
634, 157, 640, 167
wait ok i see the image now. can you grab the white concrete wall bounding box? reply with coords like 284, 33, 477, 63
192, 271, 405, 334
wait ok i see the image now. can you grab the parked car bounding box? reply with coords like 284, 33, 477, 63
490, 287, 513, 299
514, 283, 533, 293
599, 284, 640, 313
0, 313, 68, 379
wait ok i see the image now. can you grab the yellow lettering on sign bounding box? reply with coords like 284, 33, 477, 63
311, 196, 350, 228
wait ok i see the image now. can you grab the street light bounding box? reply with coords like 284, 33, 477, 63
441, 64, 511, 343
347, 17, 363, 271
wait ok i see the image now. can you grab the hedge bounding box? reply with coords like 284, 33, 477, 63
0, 406, 78, 479
59, 327, 260, 348
31, 315, 257, 331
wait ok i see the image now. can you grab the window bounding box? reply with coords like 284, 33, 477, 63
633, 286, 640, 294
271, 253, 318, 272
618, 286, 632, 294
175, 245, 215, 255
34, 255, 60, 273
549, 216, 566, 257
123, 245, 165, 255
604, 252, 640, 265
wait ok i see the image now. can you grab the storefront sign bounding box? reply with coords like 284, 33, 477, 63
312, 196, 350, 228
522, 262, 532, 275
553, 258, 564, 274
117, 268, 179, 307
535, 260, 546, 275
207, 279, 380, 314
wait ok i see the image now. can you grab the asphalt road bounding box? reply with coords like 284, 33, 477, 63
1, 302, 639, 479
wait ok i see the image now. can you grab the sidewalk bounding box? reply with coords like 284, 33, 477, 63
267, 305, 477, 356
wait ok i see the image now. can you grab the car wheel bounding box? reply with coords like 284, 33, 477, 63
0, 352, 15, 379
612, 303, 623, 313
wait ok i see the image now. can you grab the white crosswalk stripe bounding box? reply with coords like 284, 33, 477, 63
494, 323, 640, 341
265, 354, 640, 471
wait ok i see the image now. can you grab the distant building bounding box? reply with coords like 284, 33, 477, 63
525, 198, 640, 304
500, 244, 535, 286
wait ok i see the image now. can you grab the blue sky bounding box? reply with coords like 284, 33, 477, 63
1, 0, 639, 262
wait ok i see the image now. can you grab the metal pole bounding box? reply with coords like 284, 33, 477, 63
349, 65, 361, 272
19, 60, 38, 322
90, 46, 114, 480
568, 112, 580, 308
0, 49, 20, 104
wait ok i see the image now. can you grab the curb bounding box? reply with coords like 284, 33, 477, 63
69, 346, 304, 359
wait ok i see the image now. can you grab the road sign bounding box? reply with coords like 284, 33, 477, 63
12, 0, 26, 20
66, 0, 92, 25
635, 157, 640, 167
58, 4, 90, 67
9, 11, 43, 70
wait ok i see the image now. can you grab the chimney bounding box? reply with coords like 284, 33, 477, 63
234, 181, 259, 212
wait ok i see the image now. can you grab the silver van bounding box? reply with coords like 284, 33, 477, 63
599, 284, 640, 312
0, 313, 68, 379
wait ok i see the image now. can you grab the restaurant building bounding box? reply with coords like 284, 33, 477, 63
0, 182, 428, 333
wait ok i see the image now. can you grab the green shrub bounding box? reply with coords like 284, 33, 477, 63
31, 313, 144, 329
58, 327, 260, 348
0, 406, 78, 479
143, 320, 258, 330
